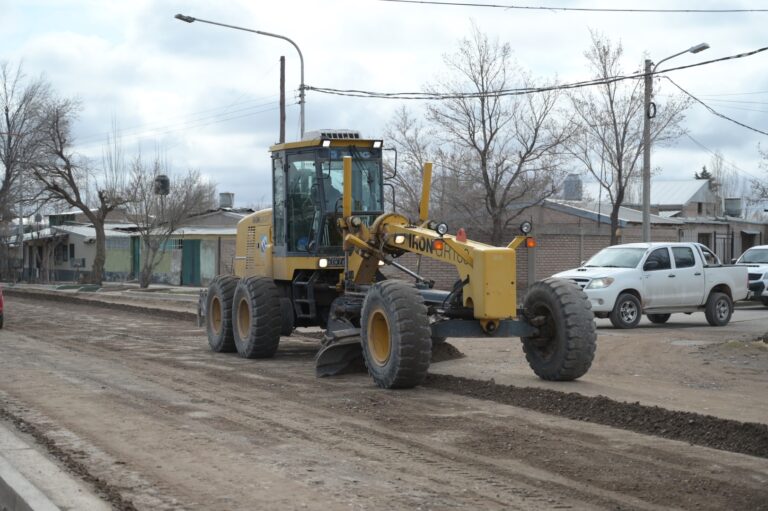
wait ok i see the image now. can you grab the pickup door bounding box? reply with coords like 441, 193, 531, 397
669, 245, 706, 305
642, 246, 705, 307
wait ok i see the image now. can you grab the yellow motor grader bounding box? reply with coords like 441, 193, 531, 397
200, 130, 596, 389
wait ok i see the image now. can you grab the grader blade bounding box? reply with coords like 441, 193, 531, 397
315, 329, 365, 377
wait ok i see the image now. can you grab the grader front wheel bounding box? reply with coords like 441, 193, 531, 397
232, 277, 283, 358
521, 278, 596, 381
360, 281, 432, 389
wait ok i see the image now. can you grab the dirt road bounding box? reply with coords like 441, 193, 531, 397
1, 294, 767, 510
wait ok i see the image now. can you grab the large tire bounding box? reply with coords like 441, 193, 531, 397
705, 292, 732, 327
609, 293, 642, 329
761, 297, 768, 307
361, 280, 432, 389
521, 278, 596, 381
206, 276, 239, 352
232, 277, 282, 358
647, 313, 671, 324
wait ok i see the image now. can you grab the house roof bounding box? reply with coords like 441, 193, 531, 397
53, 225, 133, 240
650, 180, 712, 205
582, 179, 712, 207
173, 226, 237, 236
546, 199, 684, 226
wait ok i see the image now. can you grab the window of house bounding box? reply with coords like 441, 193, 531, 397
69, 244, 75, 259
697, 202, 703, 214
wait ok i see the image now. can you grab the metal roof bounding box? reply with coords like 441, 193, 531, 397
582, 179, 711, 206
173, 227, 237, 236
548, 200, 684, 225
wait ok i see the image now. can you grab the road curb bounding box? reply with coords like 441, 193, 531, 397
0, 422, 110, 511
3, 287, 197, 322
0, 454, 59, 511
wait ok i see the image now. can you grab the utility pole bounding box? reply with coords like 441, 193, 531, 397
642, 59, 652, 243
280, 56, 286, 144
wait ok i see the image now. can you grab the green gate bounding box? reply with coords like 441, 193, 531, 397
181, 239, 201, 286
131, 237, 140, 280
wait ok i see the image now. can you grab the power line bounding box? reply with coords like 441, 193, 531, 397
664, 76, 768, 137
683, 133, 762, 182
74, 102, 293, 150
76, 96, 283, 144
306, 45, 768, 100
379, 0, 768, 13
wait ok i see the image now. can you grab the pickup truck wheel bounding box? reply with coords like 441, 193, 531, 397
361, 281, 431, 389
521, 278, 596, 381
647, 313, 671, 324
705, 292, 732, 326
206, 276, 239, 352
761, 297, 768, 307
609, 293, 642, 329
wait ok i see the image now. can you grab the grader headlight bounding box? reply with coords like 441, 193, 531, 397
394, 235, 406, 245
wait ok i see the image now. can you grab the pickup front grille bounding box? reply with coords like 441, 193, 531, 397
748, 272, 763, 281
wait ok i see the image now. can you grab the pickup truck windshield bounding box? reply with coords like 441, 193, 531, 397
738, 248, 768, 264
585, 247, 647, 268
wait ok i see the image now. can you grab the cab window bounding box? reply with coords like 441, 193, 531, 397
644, 248, 671, 271
672, 247, 696, 269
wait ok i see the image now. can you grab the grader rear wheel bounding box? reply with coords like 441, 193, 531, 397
360, 280, 432, 389
521, 278, 596, 381
232, 277, 282, 358
205, 276, 239, 353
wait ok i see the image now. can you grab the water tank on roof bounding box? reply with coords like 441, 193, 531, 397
154, 174, 170, 195
563, 174, 583, 201
219, 192, 234, 209
724, 197, 742, 217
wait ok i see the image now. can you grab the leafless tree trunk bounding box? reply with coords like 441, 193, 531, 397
126, 152, 215, 288
425, 26, 572, 245
569, 32, 690, 245
31, 102, 129, 285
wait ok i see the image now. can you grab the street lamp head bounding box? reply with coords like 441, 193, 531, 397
688, 43, 710, 54
174, 14, 196, 23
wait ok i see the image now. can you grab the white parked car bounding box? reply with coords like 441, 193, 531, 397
733, 245, 768, 306
553, 242, 749, 329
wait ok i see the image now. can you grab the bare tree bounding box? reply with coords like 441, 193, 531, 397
0, 62, 51, 217
752, 144, 768, 200
126, 153, 216, 288
30, 100, 130, 285
569, 32, 690, 244
384, 107, 437, 219
425, 26, 571, 245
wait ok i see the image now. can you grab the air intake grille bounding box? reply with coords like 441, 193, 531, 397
246, 226, 257, 272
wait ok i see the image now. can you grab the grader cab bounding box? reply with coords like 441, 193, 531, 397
201, 130, 596, 389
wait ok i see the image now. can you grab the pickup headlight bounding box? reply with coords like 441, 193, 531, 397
586, 277, 614, 289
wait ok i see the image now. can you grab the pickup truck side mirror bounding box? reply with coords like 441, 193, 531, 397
731, 258, 737, 264
643, 260, 659, 271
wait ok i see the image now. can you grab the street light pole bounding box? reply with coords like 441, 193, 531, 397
174, 14, 306, 138
642, 42, 709, 242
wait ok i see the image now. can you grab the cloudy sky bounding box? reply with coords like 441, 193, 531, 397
2, 0, 767, 207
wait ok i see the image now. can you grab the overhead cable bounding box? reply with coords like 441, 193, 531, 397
379, 0, 768, 13
664, 77, 768, 137
305, 46, 768, 100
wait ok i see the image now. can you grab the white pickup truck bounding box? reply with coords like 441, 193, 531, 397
733, 244, 768, 306
553, 242, 749, 328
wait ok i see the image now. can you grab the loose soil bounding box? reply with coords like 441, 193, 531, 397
1, 292, 767, 510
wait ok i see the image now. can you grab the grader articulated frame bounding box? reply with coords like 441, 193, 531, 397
201, 132, 596, 389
